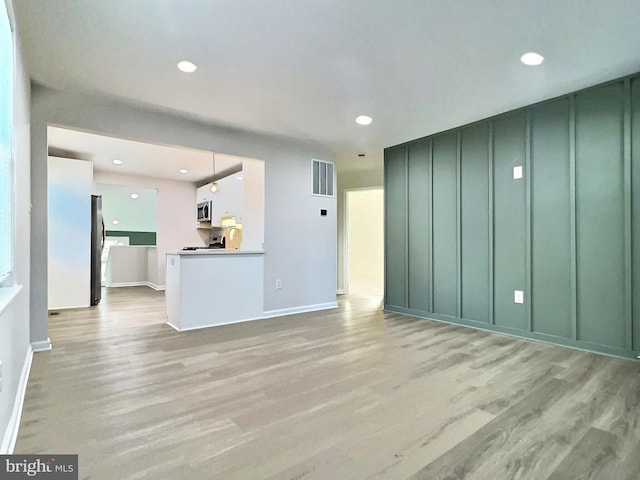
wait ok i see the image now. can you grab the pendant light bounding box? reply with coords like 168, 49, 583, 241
210, 153, 219, 193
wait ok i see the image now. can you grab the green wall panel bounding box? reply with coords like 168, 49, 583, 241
633, 77, 640, 351
492, 112, 527, 330
575, 82, 626, 348
407, 140, 431, 312
460, 122, 490, 322
106, 230, 156, 246
384, 71, 640, 361
384, 145, 408, 308
432, 133, 458, 317
530, 98, 572, 338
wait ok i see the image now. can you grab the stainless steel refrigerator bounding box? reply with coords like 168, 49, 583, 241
90, 195, 104, 306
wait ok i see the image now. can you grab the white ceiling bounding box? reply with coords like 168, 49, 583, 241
15, 1, 640, 174
47, 126, 245, 184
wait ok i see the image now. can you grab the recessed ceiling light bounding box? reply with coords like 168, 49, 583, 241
179, 169, 189, 174
177, 60, 197, 73
356, 115, 373, 126
520, 52, 544, 66
130, 193, 139, 199
111, 220, 120, 225
112, 159, 123, 165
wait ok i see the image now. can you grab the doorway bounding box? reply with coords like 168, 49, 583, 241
345, 188, 384, 296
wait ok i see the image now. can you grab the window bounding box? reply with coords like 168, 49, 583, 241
311, 159, 334, 197
0, 0, 13, 285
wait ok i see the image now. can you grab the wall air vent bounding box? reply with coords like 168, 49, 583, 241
311, 159, 334, 197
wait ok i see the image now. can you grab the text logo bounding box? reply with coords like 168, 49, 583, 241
0, 455, 77, 479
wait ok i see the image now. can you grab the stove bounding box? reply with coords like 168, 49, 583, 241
182, 245, 224, 251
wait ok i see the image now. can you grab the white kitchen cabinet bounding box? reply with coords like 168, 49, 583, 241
48, 156, 93, 309
196, 171, 243, 227
196, 184, 212, 204
210, 171, 243, 224
193, 158, 264, 251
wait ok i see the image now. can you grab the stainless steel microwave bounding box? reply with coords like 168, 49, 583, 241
197, 201, 212, 222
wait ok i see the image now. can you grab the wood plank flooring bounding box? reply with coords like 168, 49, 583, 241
15, 287, 640, 479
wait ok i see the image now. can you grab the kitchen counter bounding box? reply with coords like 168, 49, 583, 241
172, 250, 265, 255
165, 251, 264, 331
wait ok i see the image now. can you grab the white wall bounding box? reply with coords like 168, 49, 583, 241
47, 156, 92, 309
95, 183, 157, 233
93, 171, 203, 287
1, 0, 32, 452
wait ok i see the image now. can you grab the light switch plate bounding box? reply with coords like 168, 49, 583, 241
513, 166, 523, 179
514, 290, 524, 304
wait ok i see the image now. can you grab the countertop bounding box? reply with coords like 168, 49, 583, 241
167, 250, 265, 256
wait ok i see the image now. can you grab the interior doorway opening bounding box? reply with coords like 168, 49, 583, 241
345, 187, 384, 296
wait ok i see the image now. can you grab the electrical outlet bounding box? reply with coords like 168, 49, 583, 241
513, 166, 523, 179
514, 290, 524, 304
275, 279, 282, 290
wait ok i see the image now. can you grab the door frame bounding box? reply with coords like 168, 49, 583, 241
343, 186, 384, 295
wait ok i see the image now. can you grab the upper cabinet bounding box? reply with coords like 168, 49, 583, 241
195, 158, 265, 251
211, 171, 243, 223
196, 171, 243, 226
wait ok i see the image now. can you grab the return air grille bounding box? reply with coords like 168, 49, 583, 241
311, 159, 334, 197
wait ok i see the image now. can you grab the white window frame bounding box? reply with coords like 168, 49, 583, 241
0, 0, 15, 287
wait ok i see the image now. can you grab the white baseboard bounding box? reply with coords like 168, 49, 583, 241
263, 301, 338, 319
31, 338, 51, 352
107, 282, 165, 291
167, 302, 338, 332
167, 314, 265, 332
107, 281, 147, 288
1, 346, 33, 454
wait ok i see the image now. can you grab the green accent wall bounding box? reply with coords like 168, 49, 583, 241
574, 83, 626, 348
407, 140, 430, 312
432, 133, 458, 317
530, 98, 572, 339
106, 230, 156, 246
384, 146, 407, 309
460, 123, 490, 323
384, 73, 640, 361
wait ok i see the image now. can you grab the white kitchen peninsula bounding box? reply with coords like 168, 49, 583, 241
165, 250, 264, 331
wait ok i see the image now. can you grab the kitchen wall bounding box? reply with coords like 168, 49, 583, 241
95, 183, 158, 236
30, 85, 337, 345
1, 0, 32, 452
384, 72, 640, 361
93, 171, 203, 288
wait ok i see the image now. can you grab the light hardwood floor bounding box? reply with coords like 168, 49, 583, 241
15, 287, 640, 479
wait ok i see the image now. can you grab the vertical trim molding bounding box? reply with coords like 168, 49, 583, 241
624, 78, 633, 351
525, 108, 533, 332
569, 95, 578, 341
428, 139, 435, 313
404, 146, 410, 309
456, 131, 463, 318
488, 120, 495, 325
